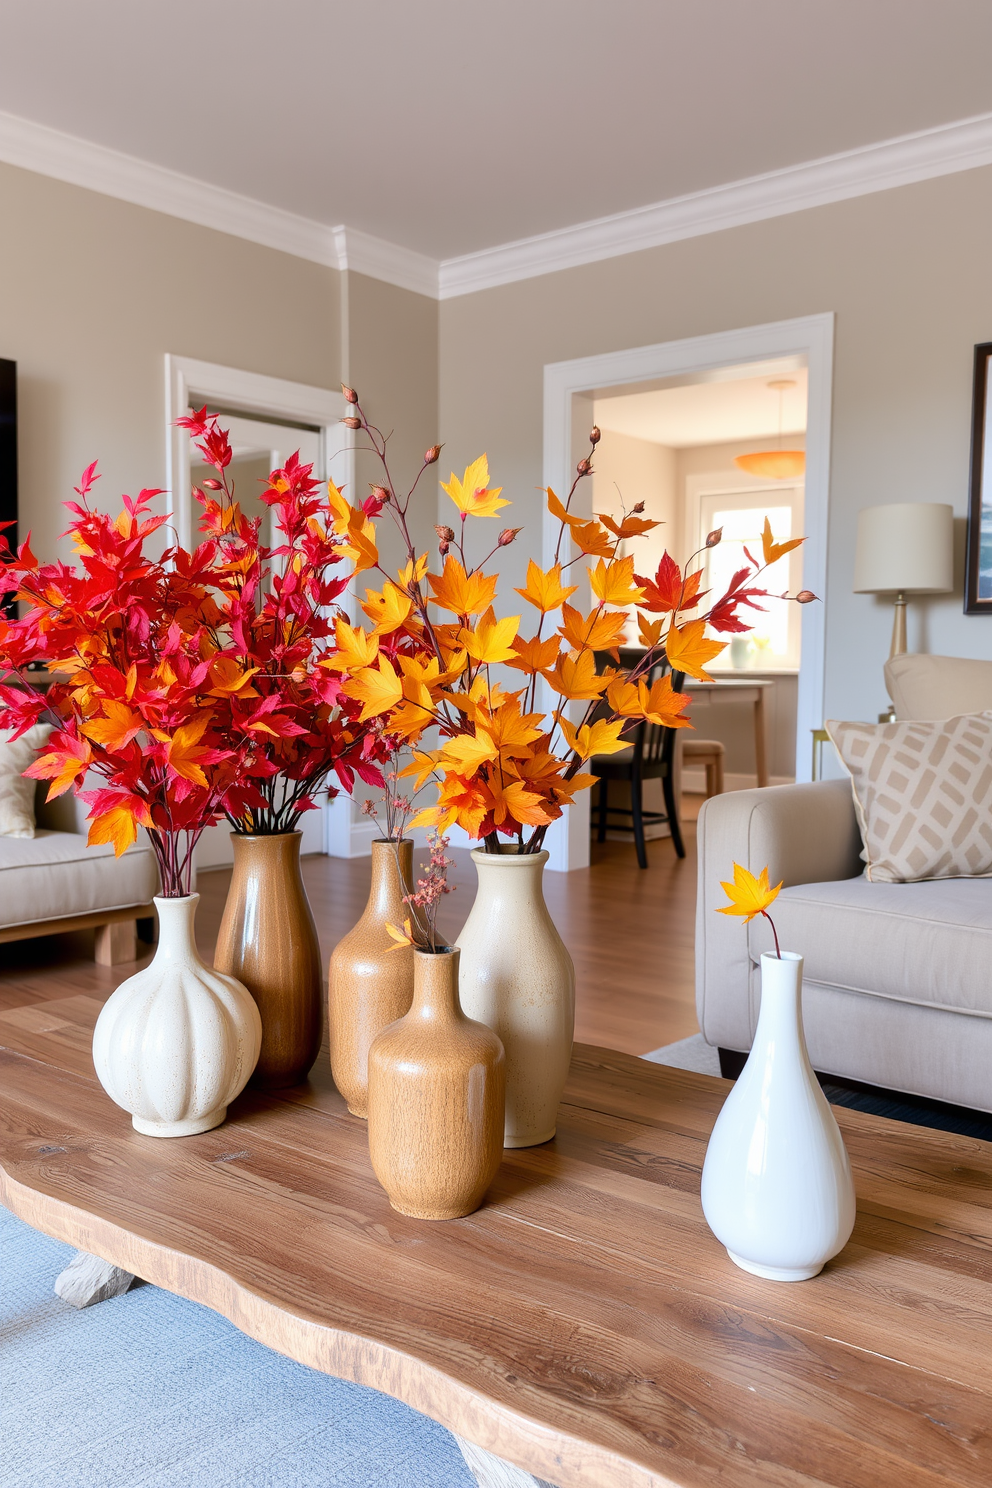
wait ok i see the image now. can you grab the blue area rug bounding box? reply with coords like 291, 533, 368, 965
1, 1205, 474, 1488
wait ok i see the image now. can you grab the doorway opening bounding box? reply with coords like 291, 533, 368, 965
542, 314, 833, 871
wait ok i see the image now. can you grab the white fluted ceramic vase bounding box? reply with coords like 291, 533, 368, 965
456, 848, 574, 1148
700, 952, 856, 1281
92, 894, 262, 1138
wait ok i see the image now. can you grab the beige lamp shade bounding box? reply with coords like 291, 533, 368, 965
853, 502, 954, 594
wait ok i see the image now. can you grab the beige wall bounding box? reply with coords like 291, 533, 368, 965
0, 160, 341, 562
440, 166, 992, 732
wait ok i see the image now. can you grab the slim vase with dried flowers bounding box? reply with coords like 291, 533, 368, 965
328, 750, 417, 1117
367, 831, 505, 1220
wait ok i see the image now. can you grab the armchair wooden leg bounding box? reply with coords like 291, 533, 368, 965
94, 919, 137, 967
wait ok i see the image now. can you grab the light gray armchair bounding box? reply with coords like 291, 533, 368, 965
696, 779, 992, 1113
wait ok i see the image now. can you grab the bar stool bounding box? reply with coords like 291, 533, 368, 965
681, 736, 725, 798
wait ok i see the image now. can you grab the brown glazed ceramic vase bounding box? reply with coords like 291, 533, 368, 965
213, 832, 322, 1090
367, 946, 505, 1220
328, 837, 415, 1118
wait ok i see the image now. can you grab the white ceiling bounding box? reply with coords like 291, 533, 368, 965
594, 370, 808, 448
0, 2, 991, 261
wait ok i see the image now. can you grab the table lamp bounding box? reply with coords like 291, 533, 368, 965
853, 502, 954, 659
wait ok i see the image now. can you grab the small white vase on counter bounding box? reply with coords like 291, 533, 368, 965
700, 952, 856, 1281
456, 847, 574, 1149
93, 894, 262, 1138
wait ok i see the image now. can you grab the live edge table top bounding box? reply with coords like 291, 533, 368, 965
2, 996, 992, 1488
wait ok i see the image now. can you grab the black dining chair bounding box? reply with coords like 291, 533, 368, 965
589, 661, 686, 867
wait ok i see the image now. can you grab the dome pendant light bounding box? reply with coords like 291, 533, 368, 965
734, 380, 806, 479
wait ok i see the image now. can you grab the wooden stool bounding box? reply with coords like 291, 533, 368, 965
682, 737, 725, 798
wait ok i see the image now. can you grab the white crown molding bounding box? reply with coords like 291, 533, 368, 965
438, 111, 992, 298
4, 106, 992, 301
333, 225, 439, 298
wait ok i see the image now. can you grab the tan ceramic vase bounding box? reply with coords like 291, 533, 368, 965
328, 837, 415, 1117
213, 832, 322, 1090
367, 946, 505, 1220
456, 847, 575, 1149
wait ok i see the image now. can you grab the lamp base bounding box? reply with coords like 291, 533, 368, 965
889, 593, 907, 659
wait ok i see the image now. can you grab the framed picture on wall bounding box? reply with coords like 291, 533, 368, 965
965, 341, 992, 613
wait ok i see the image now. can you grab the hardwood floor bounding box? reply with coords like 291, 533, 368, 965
0, 806, 703, 1056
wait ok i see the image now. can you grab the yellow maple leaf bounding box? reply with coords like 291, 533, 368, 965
548, 649, 611, 700
761, 517, 804, 567
665, 618, 726, 682
439, 730, 500, 776
87, 803, 141, 857
163, 716, 214, 788
441, 454, 509, 519
385, 917, 416, 952
397, 553, 429, 588
717, 863, 783, 924
545, 486, 584, 529
561, 717, 629, 760
362, 581, 413, 636
482, 699, 543, 756
486, 777, 553, 828
205, 656, 260, 700
428, 556, 498, 616
342, 656, 404, 720
515, 560, 578, 613
641, 673, 692, 728
460, 607, 520, 665
399, 750, 442, 790
588, 555, 646, 608
321, 619, 379, 673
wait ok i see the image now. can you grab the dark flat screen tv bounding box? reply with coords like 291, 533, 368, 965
0, 358, 15, 551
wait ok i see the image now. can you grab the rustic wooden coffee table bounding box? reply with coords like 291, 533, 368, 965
1, 991, 990, 1488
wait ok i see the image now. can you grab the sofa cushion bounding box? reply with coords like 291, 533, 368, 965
0, 831, 159, 929
885, 653, 992, 720
747, 875, 992, 1018
0, 725, 51, 838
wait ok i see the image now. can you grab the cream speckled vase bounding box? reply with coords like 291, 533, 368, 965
456, 847, 574, 1148
92, 894, 262, 1138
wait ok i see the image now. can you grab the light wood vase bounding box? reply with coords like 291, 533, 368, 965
367, 946, 505, 1220
214, 832, 322, 1090
456, 847, 575, 1149
328, 837, 415, 1117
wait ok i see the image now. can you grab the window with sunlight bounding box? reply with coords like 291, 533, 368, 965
699, 489, 803, 671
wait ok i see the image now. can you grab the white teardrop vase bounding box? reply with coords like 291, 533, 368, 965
700, 952, 856, 1281
456, 847, 574, 1148
92, 894, 262, 1138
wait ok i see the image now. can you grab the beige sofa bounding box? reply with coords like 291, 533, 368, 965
0, 784, 159, 964
695, 654, 992, 1114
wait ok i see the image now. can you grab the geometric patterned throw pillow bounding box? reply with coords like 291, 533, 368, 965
826, 712, 992, 882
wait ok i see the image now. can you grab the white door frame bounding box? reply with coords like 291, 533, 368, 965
542, 312, 834, 872
163, 354, 361, 857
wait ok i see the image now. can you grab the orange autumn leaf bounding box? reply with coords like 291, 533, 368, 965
428, 556, 498, 616
86, 800, 152, 856
506, 634, 561, 677
570, 519, 615, 559
588, 555, 646, 607
558, 602, 627, 654
761, 517, 804, 567
717, 863, 783, 923
664, 618, 726, 681
441, 455, 509, 519
481, 698, 544, 755
205, 656, 260, 700
82, 699, 145, 751
385, 917, 415, 951
641, 672, 692, 728
438, 730, 499, 776
545, 486, 585, 529
164, 716, 214, 788
342, 655, 404, 720
486, 777, 553, 828
598, 511, 661, 539
548, 648, 611, 700
515, 560, 578, 614
637, 614, 664, 649
24, 736, 93, 798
